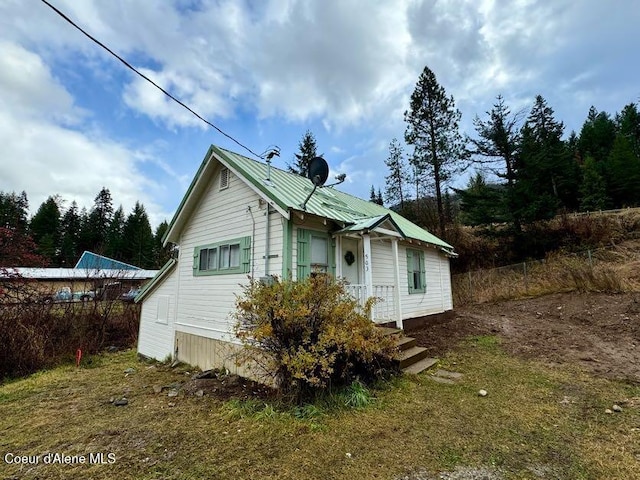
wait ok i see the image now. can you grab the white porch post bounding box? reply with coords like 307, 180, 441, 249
334, 235, 342, 278
362, 233, 373, 319
392, 238, 403, 329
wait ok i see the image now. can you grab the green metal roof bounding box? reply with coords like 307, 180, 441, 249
213, 146, 454, 253
165, 145, 454, 254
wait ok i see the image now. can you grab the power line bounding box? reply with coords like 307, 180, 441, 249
40, 0, 264, 159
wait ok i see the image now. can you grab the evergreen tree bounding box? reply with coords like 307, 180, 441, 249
616, 102, 640, 159
383, 138, 408, 209
469, 95, 521, 228
59, 201, 81, 266
29, 196, 61, 264
376, 188, 384, 206
105, 206, 125, 260
404, 66, 467, 237
86, 187, 114, 252
288, 130, 318, 177
369, 185, 377, 203
0, 191, 29, 232
153, 220, 173, 268
579, 156, 608, 211
578, 106, 617, 164
454, 172, 507, 226
122, 202, 155, 268
607, 134, 640, 207
514, 95, 579, 222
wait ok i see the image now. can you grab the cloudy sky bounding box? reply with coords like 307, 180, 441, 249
1, 0, 639, 227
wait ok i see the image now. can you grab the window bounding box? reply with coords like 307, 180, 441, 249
310, 236, 328, 273
219, 167, 229, 190
407, 248, 426, 294
296, 228, 335, 279
193, 236, 251, 276
156, 295, 170, 324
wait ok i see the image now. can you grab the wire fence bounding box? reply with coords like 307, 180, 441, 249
451, 242, 640, 305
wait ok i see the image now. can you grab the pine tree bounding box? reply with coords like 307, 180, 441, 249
383, 138, 408, 209
59, 201, 81, 266
369, 185, 377, 203
105, 206, 126, 260
288, 130, 318, 177
616, 102, 640, 159
607, 134, 640, 207
122, 202, 155, 268
376, 188, 383, 206
579, 156, 608, 211
29, 196, 61, 264
153, 220, 173, 268
0, 191, 29, 232
578, 106, 616, 164
514, 95, 579, 222
404, 66, 467, 237
469, 95, 522, 228
86, 187, 114, 252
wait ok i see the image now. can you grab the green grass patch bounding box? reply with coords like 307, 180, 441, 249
1, 347, 638, 479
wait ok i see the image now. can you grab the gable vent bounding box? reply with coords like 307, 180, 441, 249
220, 167, 229, 190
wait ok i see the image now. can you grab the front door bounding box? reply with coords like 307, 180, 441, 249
341, 237, 360, 284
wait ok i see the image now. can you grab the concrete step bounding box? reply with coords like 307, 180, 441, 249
403, 357, 439, 375
396, 336, 417, 351
377, 326, 403, 337
398, 346, 429, 369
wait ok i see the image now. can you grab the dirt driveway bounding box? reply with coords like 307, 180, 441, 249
410, 292, 640, 383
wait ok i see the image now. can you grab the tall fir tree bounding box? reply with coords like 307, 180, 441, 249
616, 102, 640, 159
0, 191, 29, 232
404, 66, 467, 237
86, 187, 114, 253
606, 134, 640, 207
104, 206, 125, 260
514, 95, 579, 222
122, 202, 155, 268
578, 106, 616, 168
383, 138, 408, 209
469, 95, 521, 228
29, 196, 61, 264
59, 201, 81, 266
153, 220, 173, 268
579, 156, 608, 211
288, 130, 318, 177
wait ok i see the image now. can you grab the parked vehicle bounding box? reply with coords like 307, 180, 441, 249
119, 287, 141, 303
41, 287, 94, 304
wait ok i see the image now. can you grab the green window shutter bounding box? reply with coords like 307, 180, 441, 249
330, 237, 336, 277
297, 228, 310, 279
193, 247, 200, 274
241, 236, 251, 274
406, 249, 414, 293
419, 250, 426, 293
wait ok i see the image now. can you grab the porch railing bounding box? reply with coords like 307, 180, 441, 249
343, 284, 396, 323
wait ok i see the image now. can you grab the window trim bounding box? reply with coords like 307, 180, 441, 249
193, 236, 250, 276
407, 248, 426, 294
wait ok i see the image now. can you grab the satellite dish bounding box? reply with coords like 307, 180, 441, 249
307, 157, 329, 186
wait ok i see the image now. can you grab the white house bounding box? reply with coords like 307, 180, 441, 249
136, 145, 456, 375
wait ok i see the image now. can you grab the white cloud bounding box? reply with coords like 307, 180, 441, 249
0, 42, 170, 226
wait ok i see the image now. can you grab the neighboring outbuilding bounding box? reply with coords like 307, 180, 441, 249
136, 145, 456, 375
0, 251, 158, 302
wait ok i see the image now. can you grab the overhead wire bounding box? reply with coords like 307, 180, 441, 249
40, 0, 266, 159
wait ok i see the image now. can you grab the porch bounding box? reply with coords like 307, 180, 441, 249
344, 284, 397, 324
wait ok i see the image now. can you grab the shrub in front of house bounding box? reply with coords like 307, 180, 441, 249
233, 275, 399, 402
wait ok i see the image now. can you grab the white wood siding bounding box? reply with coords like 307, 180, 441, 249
371, 240, 395, 286
138, 267, 177, 361
175, 167, 283, 342
398, 244, 453, 319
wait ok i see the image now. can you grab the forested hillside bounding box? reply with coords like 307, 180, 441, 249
0, 188, 172, 269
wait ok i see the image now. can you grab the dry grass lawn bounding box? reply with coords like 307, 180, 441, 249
1, 340, 639, 480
